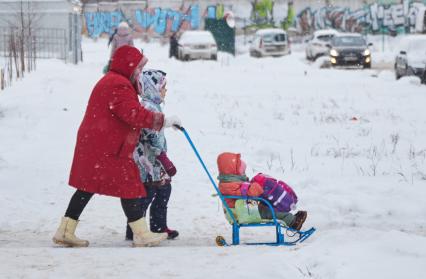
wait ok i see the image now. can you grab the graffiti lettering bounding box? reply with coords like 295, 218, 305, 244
135, 5, 200, 34
295, 0, 425, 34
84, 5, 200, 37
85, 11, 123, 37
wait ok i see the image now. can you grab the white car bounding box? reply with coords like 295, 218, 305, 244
177, 30, 218, 61
249, 28, 290, 58
305, 29, 339, 61
394, 35, 426, 80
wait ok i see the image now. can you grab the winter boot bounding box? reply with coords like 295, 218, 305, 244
52, 217, 89, 247
164, 228, 179, 240
290, 211, 307, 231
128, 218, 168, 247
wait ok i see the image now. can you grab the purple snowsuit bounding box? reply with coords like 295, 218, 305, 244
251, 173, 298, 213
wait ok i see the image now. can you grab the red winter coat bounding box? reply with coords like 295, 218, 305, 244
69, 45, 164, 199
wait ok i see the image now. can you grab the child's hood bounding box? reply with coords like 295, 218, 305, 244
217, 152, 242, 175
117, 22, 131, 36
139, 69, 166, 104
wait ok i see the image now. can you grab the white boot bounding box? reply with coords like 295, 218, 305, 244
128, 218, 167, 247
52, 217, 89, 247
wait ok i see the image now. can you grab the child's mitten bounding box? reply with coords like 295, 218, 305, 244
157, 152, 177, 177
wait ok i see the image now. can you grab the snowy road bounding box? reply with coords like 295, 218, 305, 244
0, 38, 425, 278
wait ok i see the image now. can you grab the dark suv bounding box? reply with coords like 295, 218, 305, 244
327, 33, 372, 68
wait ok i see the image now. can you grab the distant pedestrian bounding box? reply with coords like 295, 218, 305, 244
103, 22, 134, 73
110, 21, 134, 58
169, 32, 179, 58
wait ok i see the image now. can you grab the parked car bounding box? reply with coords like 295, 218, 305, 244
249, 28, 291, 58
305, 29, 339, 61
422, 68, 426, 84
394, 35, 426, 80
177, 30, 218, 61
422, 65, 426, 84
327, 33, 372, 68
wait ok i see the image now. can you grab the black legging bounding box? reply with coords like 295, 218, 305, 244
65, 190, 143, 222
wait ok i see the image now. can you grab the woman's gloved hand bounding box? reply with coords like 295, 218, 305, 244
163, 115, 182, 130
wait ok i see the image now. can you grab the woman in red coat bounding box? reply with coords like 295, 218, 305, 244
53, 45, 181, 247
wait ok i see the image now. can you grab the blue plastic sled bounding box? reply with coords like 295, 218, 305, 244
175, 125, 316, 246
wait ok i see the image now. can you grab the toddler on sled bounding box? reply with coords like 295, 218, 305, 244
217, 152, 307, 230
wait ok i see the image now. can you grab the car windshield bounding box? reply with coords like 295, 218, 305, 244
408, 40, 426, 53
317, 34, 334, 42
262, 33, 286, 43
179, 32, 215, 44
332, 36, 366, 46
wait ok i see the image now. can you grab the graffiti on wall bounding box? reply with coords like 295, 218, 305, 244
85, 11, 124, 38
134, 5, 200, 34
206, 4, 225, 20
250, 0, 274, 25
296, 0, 426, 34
84, 5, 199, 37
83, 1, 426, 37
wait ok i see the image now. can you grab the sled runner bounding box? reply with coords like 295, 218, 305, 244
175, 125, 316, 246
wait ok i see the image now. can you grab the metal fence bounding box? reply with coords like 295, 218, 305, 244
0, 27, 67, 60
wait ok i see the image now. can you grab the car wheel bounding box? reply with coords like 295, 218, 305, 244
395, 64, 401, 80
306, 52, 312, 61
363, 62, 371, 69
251, 50, 261, 58
421, 70, 426, 84
395, 72, 401, 80
211, 54, 217, 61
184, 55, 190, 61
403, 63, 409, 76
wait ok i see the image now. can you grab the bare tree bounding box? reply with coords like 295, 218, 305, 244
1, 0, 41, 90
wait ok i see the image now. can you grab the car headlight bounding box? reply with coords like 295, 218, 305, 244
363, 49, 371, 56
330, 49, 339, 56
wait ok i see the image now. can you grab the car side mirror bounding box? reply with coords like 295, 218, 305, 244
368, 42, 373, 47
400, 50, 407, 55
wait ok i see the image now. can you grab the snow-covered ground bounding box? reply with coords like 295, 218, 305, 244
0, 37, 425, 278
